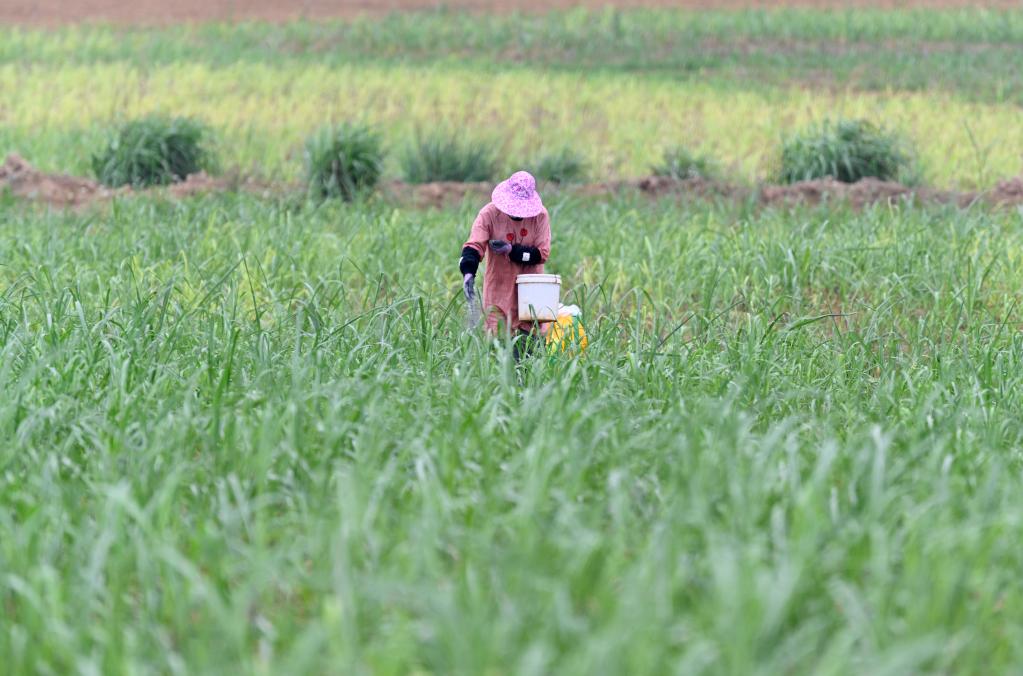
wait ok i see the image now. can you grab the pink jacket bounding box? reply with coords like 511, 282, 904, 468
463, 203, 552, 334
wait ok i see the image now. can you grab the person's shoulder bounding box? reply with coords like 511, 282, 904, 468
479, 202, 499, 217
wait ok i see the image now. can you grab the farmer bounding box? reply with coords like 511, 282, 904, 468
459, 171, 552, 336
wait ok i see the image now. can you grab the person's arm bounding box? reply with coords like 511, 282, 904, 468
509, 210, 551, 265
460, 208, 490, 276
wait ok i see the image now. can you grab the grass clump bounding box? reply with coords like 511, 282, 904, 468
652, 146, 719, 180
779, 118, 913, 184
304, 123, 384, 201
92, 115, 215, 188
400, 131, 497, 183
531, 148, 588, 184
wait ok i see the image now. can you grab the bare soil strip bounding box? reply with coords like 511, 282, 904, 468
5, 154, 1023, 212
4, 0, 1019, 26
0, 154, 280, 207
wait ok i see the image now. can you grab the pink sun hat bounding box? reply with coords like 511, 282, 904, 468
492, 171, 544, 218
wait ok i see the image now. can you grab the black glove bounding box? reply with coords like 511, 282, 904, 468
459, 247, 481, 275
509, 244, 543, 265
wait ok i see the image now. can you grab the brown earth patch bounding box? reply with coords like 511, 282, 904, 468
0, 154, 123, 207
163, 171, 285, 199
0, 154, 283, 207
576, 175, 751, 201
3, 153, 1020, 212
381, 180, 493, 210
989, 176, 1023, 206
5, 0, 1020, 27
759, 176, 977, 209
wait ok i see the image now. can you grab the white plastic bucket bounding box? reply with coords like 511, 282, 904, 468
516, 274, 561, 322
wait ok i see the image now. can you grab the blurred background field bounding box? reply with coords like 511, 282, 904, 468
3, 8, 1023, 187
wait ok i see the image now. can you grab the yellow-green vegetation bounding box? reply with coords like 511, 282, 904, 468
3, 7, 1023, 188
4, 62, 1021, 187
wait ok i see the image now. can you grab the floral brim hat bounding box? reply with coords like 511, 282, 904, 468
492, 171, 544, 218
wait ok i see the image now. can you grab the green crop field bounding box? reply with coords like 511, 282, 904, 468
3, 6, 1023, 675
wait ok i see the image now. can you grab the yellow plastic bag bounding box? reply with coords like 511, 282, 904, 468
546, 306, 588, 355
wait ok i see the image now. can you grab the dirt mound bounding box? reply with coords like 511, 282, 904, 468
5, 153, 1023, 212
0, 154, 287, 207
0, 153, 119, 207
382, 180, 492, 210
988, 176, 1023, 206
759, 176, 980, 209
636, 175, 750, 201
574, 175, 750, 202
576, 175, 971, 210
165, 171, 286, 199
165, 171, 235, 198
760, 177, 910, 208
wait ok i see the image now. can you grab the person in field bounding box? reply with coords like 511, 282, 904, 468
459, 171, 552, 336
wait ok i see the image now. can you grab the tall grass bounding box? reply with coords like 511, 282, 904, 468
91, 115, 215, 187
400, 131, 497, 183
531, 147, 588, 184
652, 145, 720, 180
304, 122, 384, 200
2, 193, 1023, 673
779, 118, 913, 184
